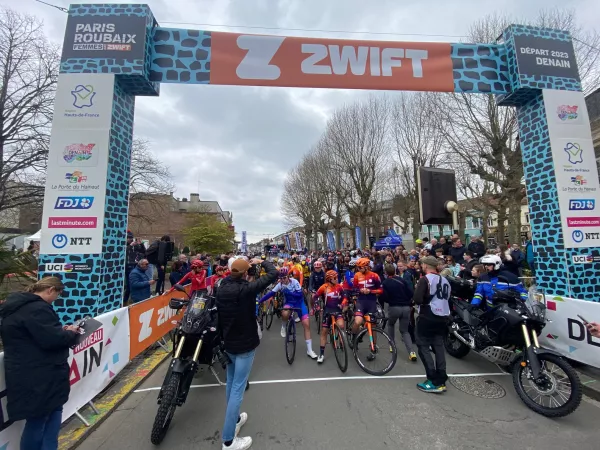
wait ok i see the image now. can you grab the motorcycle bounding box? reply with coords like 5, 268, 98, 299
444, 276, 582, 418
150, 287, 228, 444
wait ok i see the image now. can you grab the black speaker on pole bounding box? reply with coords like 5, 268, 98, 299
417, 167, 457, 225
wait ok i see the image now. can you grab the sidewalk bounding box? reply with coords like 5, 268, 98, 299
577, 364, 600, 401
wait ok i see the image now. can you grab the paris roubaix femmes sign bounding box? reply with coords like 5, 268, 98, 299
40, 73, 116, 255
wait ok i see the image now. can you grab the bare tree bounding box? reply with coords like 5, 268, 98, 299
0, 8, 59, 216
391, 92, 445, 241
128, 137, 176, 224
323, 96, 390, 246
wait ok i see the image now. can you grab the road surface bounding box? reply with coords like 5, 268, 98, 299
78, 320, 600, 450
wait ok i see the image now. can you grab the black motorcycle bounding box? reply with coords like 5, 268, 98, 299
444, 276, 582, 418
150, 288, 228, 444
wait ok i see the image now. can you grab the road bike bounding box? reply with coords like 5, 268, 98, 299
265, 291, 283, 330
281, 306, 302, 364
352, 312, 397, 376
325, 311, 349, 372
313, 295, 323, 334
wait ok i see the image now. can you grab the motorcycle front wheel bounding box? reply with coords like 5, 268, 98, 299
512, 352, 582, 418
443, 329, 470, 358
150, 372, 181, 444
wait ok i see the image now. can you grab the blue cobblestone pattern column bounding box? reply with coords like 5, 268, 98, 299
500, 25, 598, 301
450, 44, 509, 94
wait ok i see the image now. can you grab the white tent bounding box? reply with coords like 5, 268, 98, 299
23, 230, 41, 250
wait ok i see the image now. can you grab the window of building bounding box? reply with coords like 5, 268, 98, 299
524, 213, 530, 223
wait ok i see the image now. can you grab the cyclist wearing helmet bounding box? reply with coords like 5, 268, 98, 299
207, 265, 226, 296
170, 259, 207, 296
313, 270, 348, 363
351, 258, 383, 336
308, 260, 325, 311
471, 255, 528, 308
259, 268, 318, 359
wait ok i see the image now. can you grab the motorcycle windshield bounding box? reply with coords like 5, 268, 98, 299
184, 297, 207, 320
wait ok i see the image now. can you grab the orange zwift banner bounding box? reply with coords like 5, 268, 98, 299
210, 32, 454, 92
128, 290, 188, 360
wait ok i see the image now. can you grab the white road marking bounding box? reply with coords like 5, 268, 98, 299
133, 372, 509, 393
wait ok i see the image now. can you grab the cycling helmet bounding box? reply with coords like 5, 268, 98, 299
215, 265, 225, 272
325, 270, 338, 282
350, 250, 357, 256
261, 254, 266, 260
313, 261, 323, 269
349, 260, 356, 267
191, 260, 204, 269
481, 254, 502, 271
356, 257, 371, 268
301, 260, 306, 265
278, 267, 290, 278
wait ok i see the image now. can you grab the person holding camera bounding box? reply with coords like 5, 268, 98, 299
0, 277, 81, 450
216, 257, 277, 450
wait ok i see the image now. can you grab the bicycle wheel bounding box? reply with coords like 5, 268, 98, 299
285, 319, 296, 365
265, 301, 274, 330
352, 327, 397, 376
314, 306, 322, 334
330, 323, 349, 372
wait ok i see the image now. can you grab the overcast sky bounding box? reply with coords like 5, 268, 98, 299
4, 0, 598, 243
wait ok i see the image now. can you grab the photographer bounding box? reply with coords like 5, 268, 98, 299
0, 277, 80, 450
216, 258, 277, 450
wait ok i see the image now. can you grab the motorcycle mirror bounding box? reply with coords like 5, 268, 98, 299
174, 284, 186, 293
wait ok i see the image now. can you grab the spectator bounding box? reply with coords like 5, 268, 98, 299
217, 258, 277, 449
467, 235, 486, 259
434, 248, 445, 263
381, 264, 417, 362
124, 231, 145, 304
450, 238, 467, 264
525, 235, 535, 274
471, 264, 484, 280
430, 238, 440, 253
498, 244, 520, 277
444, 255, 461, 277
129, 259, 155, 303
413, 256, 451, 393
586, 322, 600, 338
510, 243, 525, 275
459, 251, 478, 280
397, 262, 414, 294
169, 261, 185, 287
0, 277, 80, 450
439, 237, 451, 256
145, 235, 170, 282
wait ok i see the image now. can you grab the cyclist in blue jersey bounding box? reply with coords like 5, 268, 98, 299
260, 268, 318, 359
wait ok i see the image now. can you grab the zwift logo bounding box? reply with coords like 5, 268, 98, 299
564, 142, 583, 164
556, 105, 578, 121
71, 84, 95, 108
63, 143, 94, 163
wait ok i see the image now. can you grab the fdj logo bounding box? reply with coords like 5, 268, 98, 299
54, 197, 93, 209
71, 84, 95, 108
569, 199, 595, 211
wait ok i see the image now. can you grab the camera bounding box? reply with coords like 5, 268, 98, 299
214, 344, 231, 369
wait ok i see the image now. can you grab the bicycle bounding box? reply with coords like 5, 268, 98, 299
281, 307, 302, 364
352, 313, 397, 376
265, 290, 282, 331
325, 311, 349, 372
313, 295, 323, 334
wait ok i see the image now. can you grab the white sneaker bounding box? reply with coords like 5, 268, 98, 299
280, 325, 286, 338
294, 316, 301, 323
307, 349, 318, 360
317, 355, 324, 364
235, 412, 247, 437
223, 436, 252, 450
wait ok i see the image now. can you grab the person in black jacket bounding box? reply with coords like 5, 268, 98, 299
467, 235, 486, 259
216, 258, 277, 450
458, 251, 478, 280
0, 277, 80, 450
381, 265, 416, 362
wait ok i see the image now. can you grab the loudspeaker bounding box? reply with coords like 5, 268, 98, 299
417, 167, 457, 225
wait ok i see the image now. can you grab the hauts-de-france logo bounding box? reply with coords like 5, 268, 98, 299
556, 105, 578, 121
63, 143, 95, 163
564, 142, 583, 164
71, 84, 95, 108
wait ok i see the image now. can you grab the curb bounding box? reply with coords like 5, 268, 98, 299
58, 346, 171, 450
579, 371, 600, 402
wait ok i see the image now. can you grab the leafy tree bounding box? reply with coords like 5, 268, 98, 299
183, 215, 234, 255
0, 236, 36, 299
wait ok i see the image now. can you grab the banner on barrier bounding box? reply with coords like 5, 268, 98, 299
0, 307, 129, 449
128, 290, 187, 360
539, 295, 600, 368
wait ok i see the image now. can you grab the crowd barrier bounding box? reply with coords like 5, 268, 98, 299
0, 289, 187, 450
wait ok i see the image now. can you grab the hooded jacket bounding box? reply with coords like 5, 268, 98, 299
0, 292, 77, 420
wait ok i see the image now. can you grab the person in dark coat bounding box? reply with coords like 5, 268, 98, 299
216, 258, 277, 450
467, 235, 486, 259
0, 277, 80, 450
129, 259, 155, 303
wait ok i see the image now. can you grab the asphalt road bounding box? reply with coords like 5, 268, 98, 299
78, 320, 600, 450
